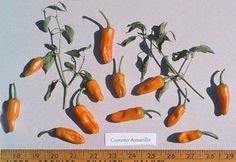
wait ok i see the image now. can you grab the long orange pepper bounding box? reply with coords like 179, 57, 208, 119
112, 56, 126, 98
177, 129, 218, 143
73, 89, 99, 134
216, 69, 230, 115
109, 106, 161, 123
136, 75, 165, 95
38, 127, 85, 144
99, 10, 115, 64
6, 83, 20, 133
166, 89, 187, 127
24, 57, 44, 77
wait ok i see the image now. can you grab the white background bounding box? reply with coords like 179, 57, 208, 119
0, 0, 236, 149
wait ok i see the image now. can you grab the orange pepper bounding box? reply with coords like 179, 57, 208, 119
109, 106, 161, 123
216, 69, 230, 115
99, 10, 115, 64
38, 127, 85, 144
86, 79, 104, 101
136, 75, 165, 95
73, 105, 99, 134
6, 83, 20, 133
112, 56, 126, 98
24, 57, 44, 77
177, 129, 218, 143
166, 89, 187, 127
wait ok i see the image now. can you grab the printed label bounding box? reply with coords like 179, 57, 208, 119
105, 133, 156, 146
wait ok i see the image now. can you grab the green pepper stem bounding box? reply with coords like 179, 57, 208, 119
99, 10, 111, 28
183, 88, 187, 106
76, 88, 85, 106
144, 110, 161, 119
37, 128, 55, 138
201, 131, 219, 140
219, 68, 226, 85
79, 70, 93, 81
118, 56, 124, 73
10, 83, 17, 99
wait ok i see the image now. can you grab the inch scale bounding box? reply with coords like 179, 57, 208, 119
1, 149, 236, 162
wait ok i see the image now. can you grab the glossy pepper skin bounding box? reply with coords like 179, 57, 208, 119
109, 107, 161, 122
6, 83, 20, 133
110, 107, 144, 122
216, 69, 230, 115
112, 56, 126, 98
24, 57, 44, 77
166, 105, 185, 127
99, 10, 115, 64
86, 79, 104, 101
73, 105, 99, 134
177, 130, 219, 143
136, 75, 165, 95
38, 127, 85, 144
166, 88, 187, 127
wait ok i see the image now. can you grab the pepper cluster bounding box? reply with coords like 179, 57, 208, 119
3, 2, 230, 145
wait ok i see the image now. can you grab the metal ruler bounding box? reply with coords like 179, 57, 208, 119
1, 149, 236, 162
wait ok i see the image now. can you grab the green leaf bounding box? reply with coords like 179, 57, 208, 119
62, 25, 74, 44
140, 55, 149, 82
126, 21, 146, 33
46, 5, 65, 11
65, 49, 80, 57
118, 36, 137, 47
42, 52, 54, 73
78, 44, 92, 53
172, 50, 190, 61
161, 56, 173, 75
189, 45, 215, 54
64, 62, 75, 70
42, 16, 51, 32
44, 80, 59, 101
159, 22, 167, 35
155, 80, 171, 102
59, 1, 67, 11
44, 44, 57, 51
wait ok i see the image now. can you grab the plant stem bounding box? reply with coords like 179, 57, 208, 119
62, 86, 68, 110
183, 57, 193, 77
178, 58, 187, 74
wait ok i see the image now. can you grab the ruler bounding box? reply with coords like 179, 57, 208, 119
1, 149, 236, 162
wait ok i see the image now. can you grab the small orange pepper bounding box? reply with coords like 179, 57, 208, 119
6, 83, 20, 133
216, 69, 230, 115
99, 10, 115, 64
177, 129, 218, 143
112, 56, 126, 98
109, 106, 161, 123
166, 88, 187, 127
38, 127, 85, 144
136, 75, 165, 95
24, 57, 44, 77
86, 79, 104, 101
73, 89, 99, 134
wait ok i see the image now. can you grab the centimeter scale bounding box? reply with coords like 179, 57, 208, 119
1, 149, 236, 162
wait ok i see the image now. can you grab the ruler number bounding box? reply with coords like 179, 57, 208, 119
90, 153, 97, 159
166, 153, 175, 159
205, 153, 215, 159
50, 153, 59, 159
127, 153, 136, 159
186, 153, 194, 159
225, 153, 234, 159
107, 153, 117, 159
13, 153, 21, 159
32, 153, 40, 158
69, 153, 77, 159
147, 153, 155, 159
